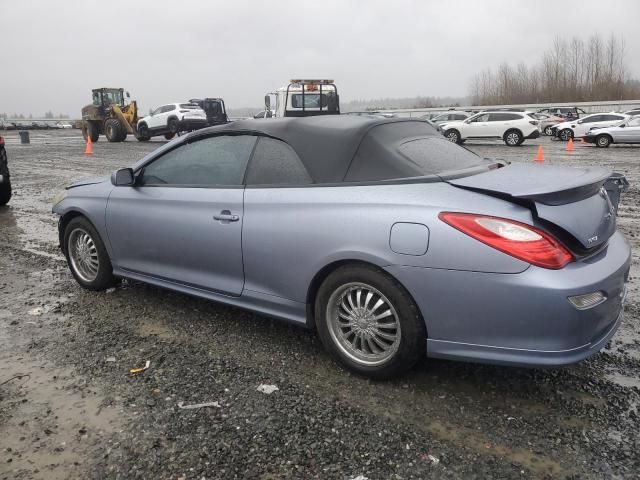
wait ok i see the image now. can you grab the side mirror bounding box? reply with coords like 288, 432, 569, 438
577, 120, 583, 124
111, 168, 135, 186
126, 91, 131, 98
619, 123, 626, 128
264, 95, 271, 111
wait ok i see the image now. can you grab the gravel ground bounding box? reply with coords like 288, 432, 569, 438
0, 130, 639, 480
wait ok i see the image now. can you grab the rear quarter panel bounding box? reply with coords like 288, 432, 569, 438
242, 183, 531, 304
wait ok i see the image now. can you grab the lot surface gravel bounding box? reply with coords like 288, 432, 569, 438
0, 130, 639, 479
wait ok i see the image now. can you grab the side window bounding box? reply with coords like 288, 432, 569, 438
245, 137, 312, 185
141, 135, 256, 186
454, 114, 467, 120
165, 105, 176, 112
582, 115, 601, 123
601, 115, 623, 122
487, 113, 508, 122
628, 117, 640, 127
471, 114, 490, 123
151, 106, 163, 115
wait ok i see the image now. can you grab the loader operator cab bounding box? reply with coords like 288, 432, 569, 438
264, 79, 339, 118
92, 88, 127, 109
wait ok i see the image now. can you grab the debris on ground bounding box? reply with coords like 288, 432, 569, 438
105, 287, 116, 294
105, 357, 116, 363
177, 401, 221, 410
28, 307, 44, 316
257, 384, 279, 395
129, 360, 150, 375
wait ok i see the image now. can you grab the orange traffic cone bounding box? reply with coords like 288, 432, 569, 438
535, 145, 544, 163
566, 137, 574, 152
84, 136, 93, 156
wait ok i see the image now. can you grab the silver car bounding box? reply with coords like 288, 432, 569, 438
52, 116, 631, 378
583, 115, 640, 147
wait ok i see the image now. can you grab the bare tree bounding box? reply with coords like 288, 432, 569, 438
469, 33, 639, 104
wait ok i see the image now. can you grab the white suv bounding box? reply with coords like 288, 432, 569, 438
441, 111, 540, 146
551, 112, 628, 141
137, 103, 208, 140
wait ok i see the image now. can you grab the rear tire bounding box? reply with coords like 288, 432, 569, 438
596, 134, 612, 148
444, 129, 462, 144
0, 181, 11, 206
63, 216, 115, 291
504, 129, 522, 146
83, 122, 99, 142
105, 119, 123, 143
315, 264, 426, 379
164, 132, 175, 140
168, 118, 179, 135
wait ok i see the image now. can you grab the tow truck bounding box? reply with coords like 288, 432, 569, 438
263, 79, 339, 118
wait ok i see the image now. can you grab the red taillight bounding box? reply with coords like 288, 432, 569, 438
439, 212, 574, 269
0, 136, 4, 145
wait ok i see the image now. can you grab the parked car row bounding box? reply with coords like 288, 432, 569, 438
0, 120, 74, 130
549, 112, 629, 141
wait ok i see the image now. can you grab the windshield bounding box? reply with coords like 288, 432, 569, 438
179, 104, 200, 109
291, 93, 329, 109
102, 90, 123, 106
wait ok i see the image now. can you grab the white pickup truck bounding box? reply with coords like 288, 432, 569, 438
263, 79, 339, 118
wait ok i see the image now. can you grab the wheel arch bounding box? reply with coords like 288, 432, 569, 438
305, 259, 426, 335
58, 210, 100, 255
597, 133, 614, 144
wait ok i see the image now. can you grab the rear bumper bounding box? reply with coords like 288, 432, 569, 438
525, 130, 540, 139
385, 231, 631, 368
179, 118, 208, 131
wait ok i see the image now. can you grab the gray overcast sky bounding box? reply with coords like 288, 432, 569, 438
1, 0, 639, 116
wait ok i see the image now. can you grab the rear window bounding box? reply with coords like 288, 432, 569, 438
345, 122, 489, 182
179, 104, 200, 109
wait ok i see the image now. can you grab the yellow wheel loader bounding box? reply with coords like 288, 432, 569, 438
81, 88, 148, 143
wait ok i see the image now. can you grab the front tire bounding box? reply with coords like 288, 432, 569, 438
560, 128, 574, 141
164, 132, 175, 140
596, 134, 612, 148
64, 217, 115, 291
444, 129, 462, 144
136, 123, 151, 142
315, 264, 426, 379
105, 119, 124, 143
544, 126, 553, 136
504, 129, 522, 146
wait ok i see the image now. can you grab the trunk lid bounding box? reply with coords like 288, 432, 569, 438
448, 163, 626, 250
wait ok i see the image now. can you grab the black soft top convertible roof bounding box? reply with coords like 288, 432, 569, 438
189, 116, 440, 183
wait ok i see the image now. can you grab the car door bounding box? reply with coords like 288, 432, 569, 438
106, 134, 256, 295
146, 106, 166, 129
618, 116, 640, 142
241, 136, 314, 300
463, 113, 490, 138
575, 115, 602, 136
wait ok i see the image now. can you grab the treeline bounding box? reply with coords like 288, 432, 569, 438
470, 33, 640, 105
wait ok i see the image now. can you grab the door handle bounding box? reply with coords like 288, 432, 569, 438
214, 210, 239, 222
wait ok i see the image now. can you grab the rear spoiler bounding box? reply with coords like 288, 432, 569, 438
604, 172, 629, 214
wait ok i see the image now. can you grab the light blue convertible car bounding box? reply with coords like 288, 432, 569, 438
53, 116, 631, 378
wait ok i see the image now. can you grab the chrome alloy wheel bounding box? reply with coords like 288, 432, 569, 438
505, 132, 520, 145
68, 228, 99, 282
445, 131, 459, 142
326, 282, 401, 366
